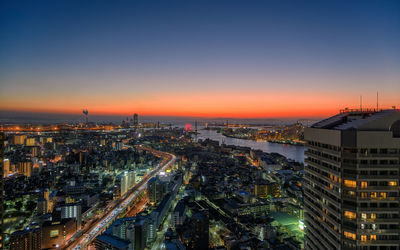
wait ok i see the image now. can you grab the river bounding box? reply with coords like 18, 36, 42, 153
196, 129, 305, 163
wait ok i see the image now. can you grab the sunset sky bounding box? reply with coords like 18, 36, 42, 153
1, 0, 399, 119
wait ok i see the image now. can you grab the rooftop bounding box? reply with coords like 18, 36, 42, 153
96, 234, 131, 248
312, 109, 400, 131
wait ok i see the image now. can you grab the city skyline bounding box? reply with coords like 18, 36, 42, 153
1, 0, 400, 119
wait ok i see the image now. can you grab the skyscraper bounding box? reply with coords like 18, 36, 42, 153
147, 176, 167, 205
304, 109, 400, 250
133, 113, 139, 126
192, 211, 209, 249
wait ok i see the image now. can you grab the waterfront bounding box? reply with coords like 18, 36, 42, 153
196, 129, 305, 163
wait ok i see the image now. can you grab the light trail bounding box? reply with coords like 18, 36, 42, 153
63, 146, 176, 250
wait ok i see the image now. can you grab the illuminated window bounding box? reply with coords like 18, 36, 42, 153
389, 181, 397, 186
370, 192, 377, 198
361, 235, 367, 241
344, 231, 356, 240
370, 213, 376, 219
344, 211, 357, 220
370, 235, 376, 240
344, 180, 357, 188
329, 183, 333, 189
361, 213, 367, 220
380, 192, 387, 198
50, 230, 59, 238
361, 192, 367, 198
361, 181, 368, 189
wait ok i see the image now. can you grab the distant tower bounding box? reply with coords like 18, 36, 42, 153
133, 113, 139, 126
195, 120, 198, 133
82, 109, 89, 124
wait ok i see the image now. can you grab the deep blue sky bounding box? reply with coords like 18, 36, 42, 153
1, 0, 399, 118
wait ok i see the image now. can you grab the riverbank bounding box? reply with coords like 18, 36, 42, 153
222, 133, 305, 146
196, 129, 305, 163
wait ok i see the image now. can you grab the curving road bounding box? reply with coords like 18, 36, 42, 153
62, 146, 176, 250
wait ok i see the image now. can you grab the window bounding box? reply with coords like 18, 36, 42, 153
361, 235, 367, 241
50, 230, 59, 238
380, 192, 387, 198
361, 192, 367, 198
370, 235, 376, 240
361, 213, 367, 220
361, 181, 368, 189
344, 231, 356, 240
344, 211, 356, 220
389, 181, 397, 186
344, 180, 357, 188
370, 192, 377, 198
370, 213, 376, 219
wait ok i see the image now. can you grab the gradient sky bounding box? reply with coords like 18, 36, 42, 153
1, 0, 399, 118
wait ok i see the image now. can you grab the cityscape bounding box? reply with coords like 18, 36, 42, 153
1, 1, 400, 250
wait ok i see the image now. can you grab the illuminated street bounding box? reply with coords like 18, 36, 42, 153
63, 147, 176, 249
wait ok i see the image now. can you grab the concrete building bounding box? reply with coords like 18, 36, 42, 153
304, 109, 400, 250
171, 200, 186, 228
147, 176, 167, 204
18, 161, 33, 177
9, 228, 41, 250
13, 134, 26, 145
37, 198, 48, 215
54, 202, 82, 230
41, 219, 76, 249
93, 234, 132, 250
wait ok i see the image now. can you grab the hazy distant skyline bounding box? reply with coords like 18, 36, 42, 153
1, 0, 399, 118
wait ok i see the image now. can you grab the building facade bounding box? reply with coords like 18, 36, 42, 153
304, 109, 400, 250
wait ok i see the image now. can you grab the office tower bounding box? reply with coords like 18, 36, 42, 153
41, 218, 77, 249
133, 113, 139, 126
37, 198, 48, 215
171, 200, 186, 228
114, 140, 123, 151
121, 173, 129, 196
111, 217, 136, 240
147, 176, 167, 204
9, 228, 42, 250
192, 211, 209, 249
13, 134, 26, 145
3, 159, 9, 178
134, 216, 148, 250
304, 109, 400, 250
18, 161, 33, 177
55, 202, 82, 230
93, 234, 131, 250
25, 137, 35, 146
254, 179, 280, 198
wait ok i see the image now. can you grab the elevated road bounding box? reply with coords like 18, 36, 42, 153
62, 146, 176, 249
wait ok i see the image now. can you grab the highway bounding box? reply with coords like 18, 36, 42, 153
62, 146, 176, 250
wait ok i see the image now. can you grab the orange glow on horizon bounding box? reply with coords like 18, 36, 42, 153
1, 90, 398, 119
